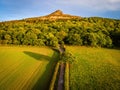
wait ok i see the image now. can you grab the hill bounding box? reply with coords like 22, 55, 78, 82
26, 10, 81, 20
0, 10, 120, 47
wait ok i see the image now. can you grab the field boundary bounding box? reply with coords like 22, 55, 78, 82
64, 62, 69, 90
49, 62, 60, 90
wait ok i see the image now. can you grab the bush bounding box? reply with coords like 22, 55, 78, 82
61, 51, 76, 63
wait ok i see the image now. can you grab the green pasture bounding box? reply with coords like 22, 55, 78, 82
67, 46, 120, 90
0, 46, 59, 90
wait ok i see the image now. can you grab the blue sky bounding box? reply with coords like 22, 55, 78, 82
0, 0, 120, 21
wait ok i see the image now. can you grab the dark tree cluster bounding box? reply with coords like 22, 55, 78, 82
0, 17, 120, 47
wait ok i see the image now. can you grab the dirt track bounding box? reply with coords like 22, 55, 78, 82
57, 63, 65, 90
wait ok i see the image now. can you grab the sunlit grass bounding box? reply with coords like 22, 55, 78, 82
67, 46, 120, 90
0, 46, 59, 90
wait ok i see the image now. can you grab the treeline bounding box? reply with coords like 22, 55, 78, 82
0, 17, 120, 47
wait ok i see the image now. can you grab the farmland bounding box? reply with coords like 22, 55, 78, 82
67, 46, 120, 90
0, 46, 59, 90
0, 45, 120, 90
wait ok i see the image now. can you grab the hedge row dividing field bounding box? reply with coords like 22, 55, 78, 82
67, 46, 120, 90
0, 46, 59, 90
64, 62, 70, 90
49, 62, 60, 90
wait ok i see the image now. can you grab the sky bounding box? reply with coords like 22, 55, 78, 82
0, 0, 120, 21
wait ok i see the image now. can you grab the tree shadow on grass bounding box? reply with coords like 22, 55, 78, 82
23, 51, 50, 61
32, 51, 60, 90
23, 51, 60, 90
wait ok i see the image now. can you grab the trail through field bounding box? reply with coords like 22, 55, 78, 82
59, 44, 65, 54
57, 63, 65, 90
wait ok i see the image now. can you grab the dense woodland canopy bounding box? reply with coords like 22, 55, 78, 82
0, 17, 120, 47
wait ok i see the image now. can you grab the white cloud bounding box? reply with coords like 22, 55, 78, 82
53, 0, 120, 11
108, 0, 120, 3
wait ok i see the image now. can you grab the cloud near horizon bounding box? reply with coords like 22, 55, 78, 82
53, 0, 120, 11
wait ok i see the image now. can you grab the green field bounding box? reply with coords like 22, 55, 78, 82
67, 46, 120, 90
0, 46, 59, 90
0, 46, 120, 90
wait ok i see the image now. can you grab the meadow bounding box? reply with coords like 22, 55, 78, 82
0, 46, 59, 90
67, 46, 120, 90
0, 45, 120, 90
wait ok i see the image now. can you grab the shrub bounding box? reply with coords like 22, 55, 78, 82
61, 51, 76, 63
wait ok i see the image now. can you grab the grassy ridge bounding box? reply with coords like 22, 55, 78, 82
0, 46, 59, 90
67, 46, 120, 90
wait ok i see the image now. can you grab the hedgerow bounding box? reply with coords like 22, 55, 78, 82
60, 51, 76, 63
49, 62, 60, 90
64, 62, 70, 90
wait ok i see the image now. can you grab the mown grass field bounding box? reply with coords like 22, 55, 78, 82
67, 46, 120, 90
0, 46, 59, 90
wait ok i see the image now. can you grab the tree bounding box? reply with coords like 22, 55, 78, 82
66, 33, 82, 45
23, 31, 37, 45
56, 30, 67, 42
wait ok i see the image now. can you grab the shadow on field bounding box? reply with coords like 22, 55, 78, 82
24, 51, 50, 61
32, 51, 60, 90
28, 51, 59, 90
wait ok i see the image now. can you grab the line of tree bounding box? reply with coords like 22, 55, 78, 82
0, 17, 120, 47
